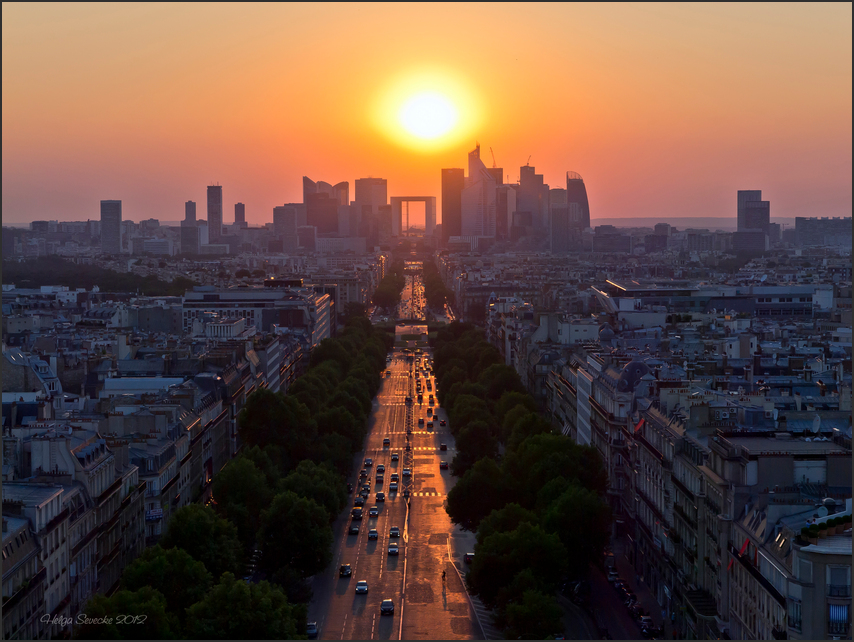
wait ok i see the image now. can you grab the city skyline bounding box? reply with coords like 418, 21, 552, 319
3, 3, 851, 225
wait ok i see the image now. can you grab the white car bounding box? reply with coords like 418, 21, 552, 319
355, 580, 368, 594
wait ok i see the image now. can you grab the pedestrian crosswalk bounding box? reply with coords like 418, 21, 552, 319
411, 492, 444, 497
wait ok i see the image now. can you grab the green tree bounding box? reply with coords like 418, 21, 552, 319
477, 364, 526, 401
185, 573, 304, 640
258, 491, 333, 577
211, 457, 274, 548
446, 458, 510, 531
159, 505, 243, 580
121, 546, 212, 624
467, 522, 567, 609
237, 388, 288, 451
507, 412, 554, 451
240, 445, 283, 490
541, 484, 612, 579
452, 420, 498, 475
495, 391, 536, 426
501, 404, 532, 443
75, 587, 177, 640
502, 590, 565, 640
476, 503, 539, 547
280, 460, 347, 520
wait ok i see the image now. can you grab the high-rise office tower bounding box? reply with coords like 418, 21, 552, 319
180, 224, 200, 255
234, 202, 245, 225
304, 177, 348, 236
736, 189, 770, 232
354, 178, 388, 241
737, 190, 770, 233
517, 165, 548, 230
550, 206, 570, 254
273, 205, 298, 251
566, 172, 591, 229
185, 200, 196, 223
441, 168, 465, 246
461, 145, 497, 237
100, 200, 122, 254
207, 185, 223, 244
304, 177, 348, 206
495, 184, 517, 240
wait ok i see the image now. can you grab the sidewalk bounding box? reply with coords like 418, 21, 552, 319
612, 539, 673, 639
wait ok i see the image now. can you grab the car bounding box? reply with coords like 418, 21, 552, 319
364, 458, 373, 467
427, 421, 433, 429
390, 473, 399, 482
389, 482, 398, 492
354, 496, 365, 506
464, 552, 475, 564
439, 443, 447, 451
440, 419, 447, 426
375, 492, 385, 502
607, 570, 620, 583
349, 524, 360, 535
359, 469, 368, 479
347, 482, 353, 492
402, 468, 411, 477
368, 529, 379, 540
426, 408, 433, 417
351, 507, 363, 519
391, 452, 399, 461
360, 488, 369, 498
355, 580, 368, 594
418, 417, 424, 425
339, 564, 352, 577
628, 603, 646, 621
369, 506, 379, 516
389, 526, 400, 538
383, 438, 390, 446
375, 474, 383, 484
380, 599, 394, 615
623, 591, 637, 606
440, 461, 449, 470
307, 622, 319, 639
377, 464, 385, 473
388, 543, 399, 556
638, 616, 655, 631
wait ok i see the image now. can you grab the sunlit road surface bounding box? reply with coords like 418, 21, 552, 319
307, 347, 479, 639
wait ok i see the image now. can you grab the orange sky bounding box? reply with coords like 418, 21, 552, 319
3, 3, 851, 226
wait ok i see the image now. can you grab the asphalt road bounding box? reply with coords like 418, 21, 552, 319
307, 347, 479, 640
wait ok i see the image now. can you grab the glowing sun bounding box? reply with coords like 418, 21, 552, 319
398, 92, 458, 140
373, 69, 482, 152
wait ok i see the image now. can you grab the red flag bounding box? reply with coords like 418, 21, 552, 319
727, 538, 750, 572
634, 418, 645, 433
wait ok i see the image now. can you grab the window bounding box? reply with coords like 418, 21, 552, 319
828, 604, 850, 635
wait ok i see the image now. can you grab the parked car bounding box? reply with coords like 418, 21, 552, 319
607, 570, 619, 583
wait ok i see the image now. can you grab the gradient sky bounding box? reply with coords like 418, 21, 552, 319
3, 2, 851, 226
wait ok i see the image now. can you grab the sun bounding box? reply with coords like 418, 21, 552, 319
373, 69, 482, 152
399, 92, 458, 140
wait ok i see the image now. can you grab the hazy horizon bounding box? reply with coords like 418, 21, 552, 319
3, 3, 851, 226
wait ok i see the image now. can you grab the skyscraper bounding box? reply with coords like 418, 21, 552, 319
100, 200, 122, 255
737, 190, 770, 233
566, 172, 590, 229
304, 177, 348, 236
273, 205, 298, 251
461, 145, 497, 237
517, 165, 548, 230
441, 168, 465, 246
185, 200, 196, 223
234, 202, 245, 225
207, 185, 223, 244
354, 178, 388, 242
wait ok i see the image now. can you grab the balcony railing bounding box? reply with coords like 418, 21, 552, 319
828, 584, 852, 598
828, 621, 850, 635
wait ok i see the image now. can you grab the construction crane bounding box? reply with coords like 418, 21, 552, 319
489, 147, 497, 168
526, 155, 531, 166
